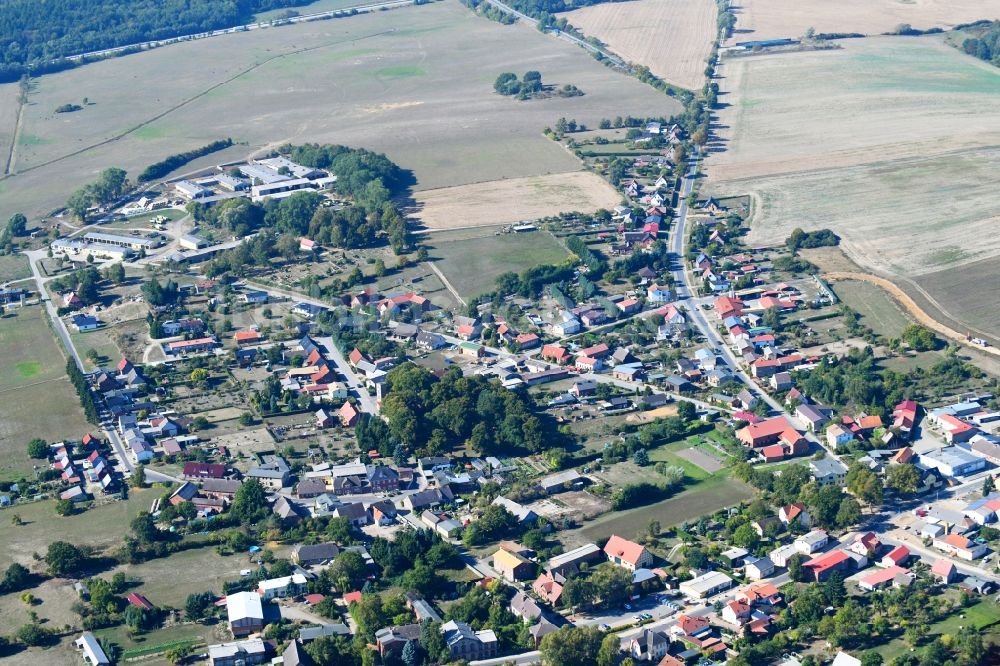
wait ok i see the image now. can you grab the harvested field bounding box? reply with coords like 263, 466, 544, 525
710, 37, 1000, 183
0, 307, 90, 481
0, 1, 675, 223
832, 279, 912, 337
734, 0, 1000, 43
708, 36, 1000, 337
912, 259, 1000, 340
566, 0, 717, 90
412, 172, 621, 229
428, 228, 571, 299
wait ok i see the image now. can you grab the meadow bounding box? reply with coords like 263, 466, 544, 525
0, 1, 674, 223
567, 0, 717, 90
733, 0, 1000, 43
0, 490, 155, 568
707, 36, 1000, 336
832, 279, 912, 338
0, 307, 91, 481
427, 227, 571, 299
0, 253, 30, 282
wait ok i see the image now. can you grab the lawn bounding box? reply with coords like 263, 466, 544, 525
70, 327, 122, 371
0, 490, 155, 569
0, 254, 31, 283
429, 229, 571, 299
0, 307, 92, 482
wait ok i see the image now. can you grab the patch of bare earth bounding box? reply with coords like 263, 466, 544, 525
411, 171, 621, 229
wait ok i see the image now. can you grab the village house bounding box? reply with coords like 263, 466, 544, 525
441, 621, 498, 661
604, 535, 653, 571
493, 548, 534, 581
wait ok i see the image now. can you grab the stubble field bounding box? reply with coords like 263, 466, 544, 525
706, 36, 1000, 334
0, 1, 676, 223
566, 0, 717, 90
733, 0, 1000, 42
412, 171, 621, 229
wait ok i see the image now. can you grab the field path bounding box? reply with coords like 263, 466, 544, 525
825, 271, 1000, 355
428, 261, 466, 307
3, 87, 26, 175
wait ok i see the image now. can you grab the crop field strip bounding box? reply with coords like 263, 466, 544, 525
567, 0, 717, 91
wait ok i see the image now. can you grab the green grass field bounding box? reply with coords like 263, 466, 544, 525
573, 431, 751, 544
0, 307, 91, 481
429, 229, 571, 299
116, 543, 263, 608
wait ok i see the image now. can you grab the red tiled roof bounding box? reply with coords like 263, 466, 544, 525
804, 549, 850, 574
603, 534, 647, 566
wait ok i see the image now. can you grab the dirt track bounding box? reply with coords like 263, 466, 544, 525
825, 272, 1000, 357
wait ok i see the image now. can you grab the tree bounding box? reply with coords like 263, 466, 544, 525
306, 635, 358, 666
26, 438, 48, 459
860, 651, 883, 666
846, 462, 883, 506
597, 633, 621, 666
1, 563, 31, 593
55, 499, 76, 516
131, 511, 161, 545
886, 463, 920, 495
732, 523, 760, 550
836, 497, 862, 527
401, 639, 419, 666
676, 400, 696, 422
104, 262, 126, 285
494, 72, 520, 96
231, 479, 268, 523
46, 541, 84, 576
330, 550, 367, 592
539, 626, 604, 666
632, 448, 649, 466
16, 622, 48, 646
984, 475, 996, 496
788, 554, 809, 583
